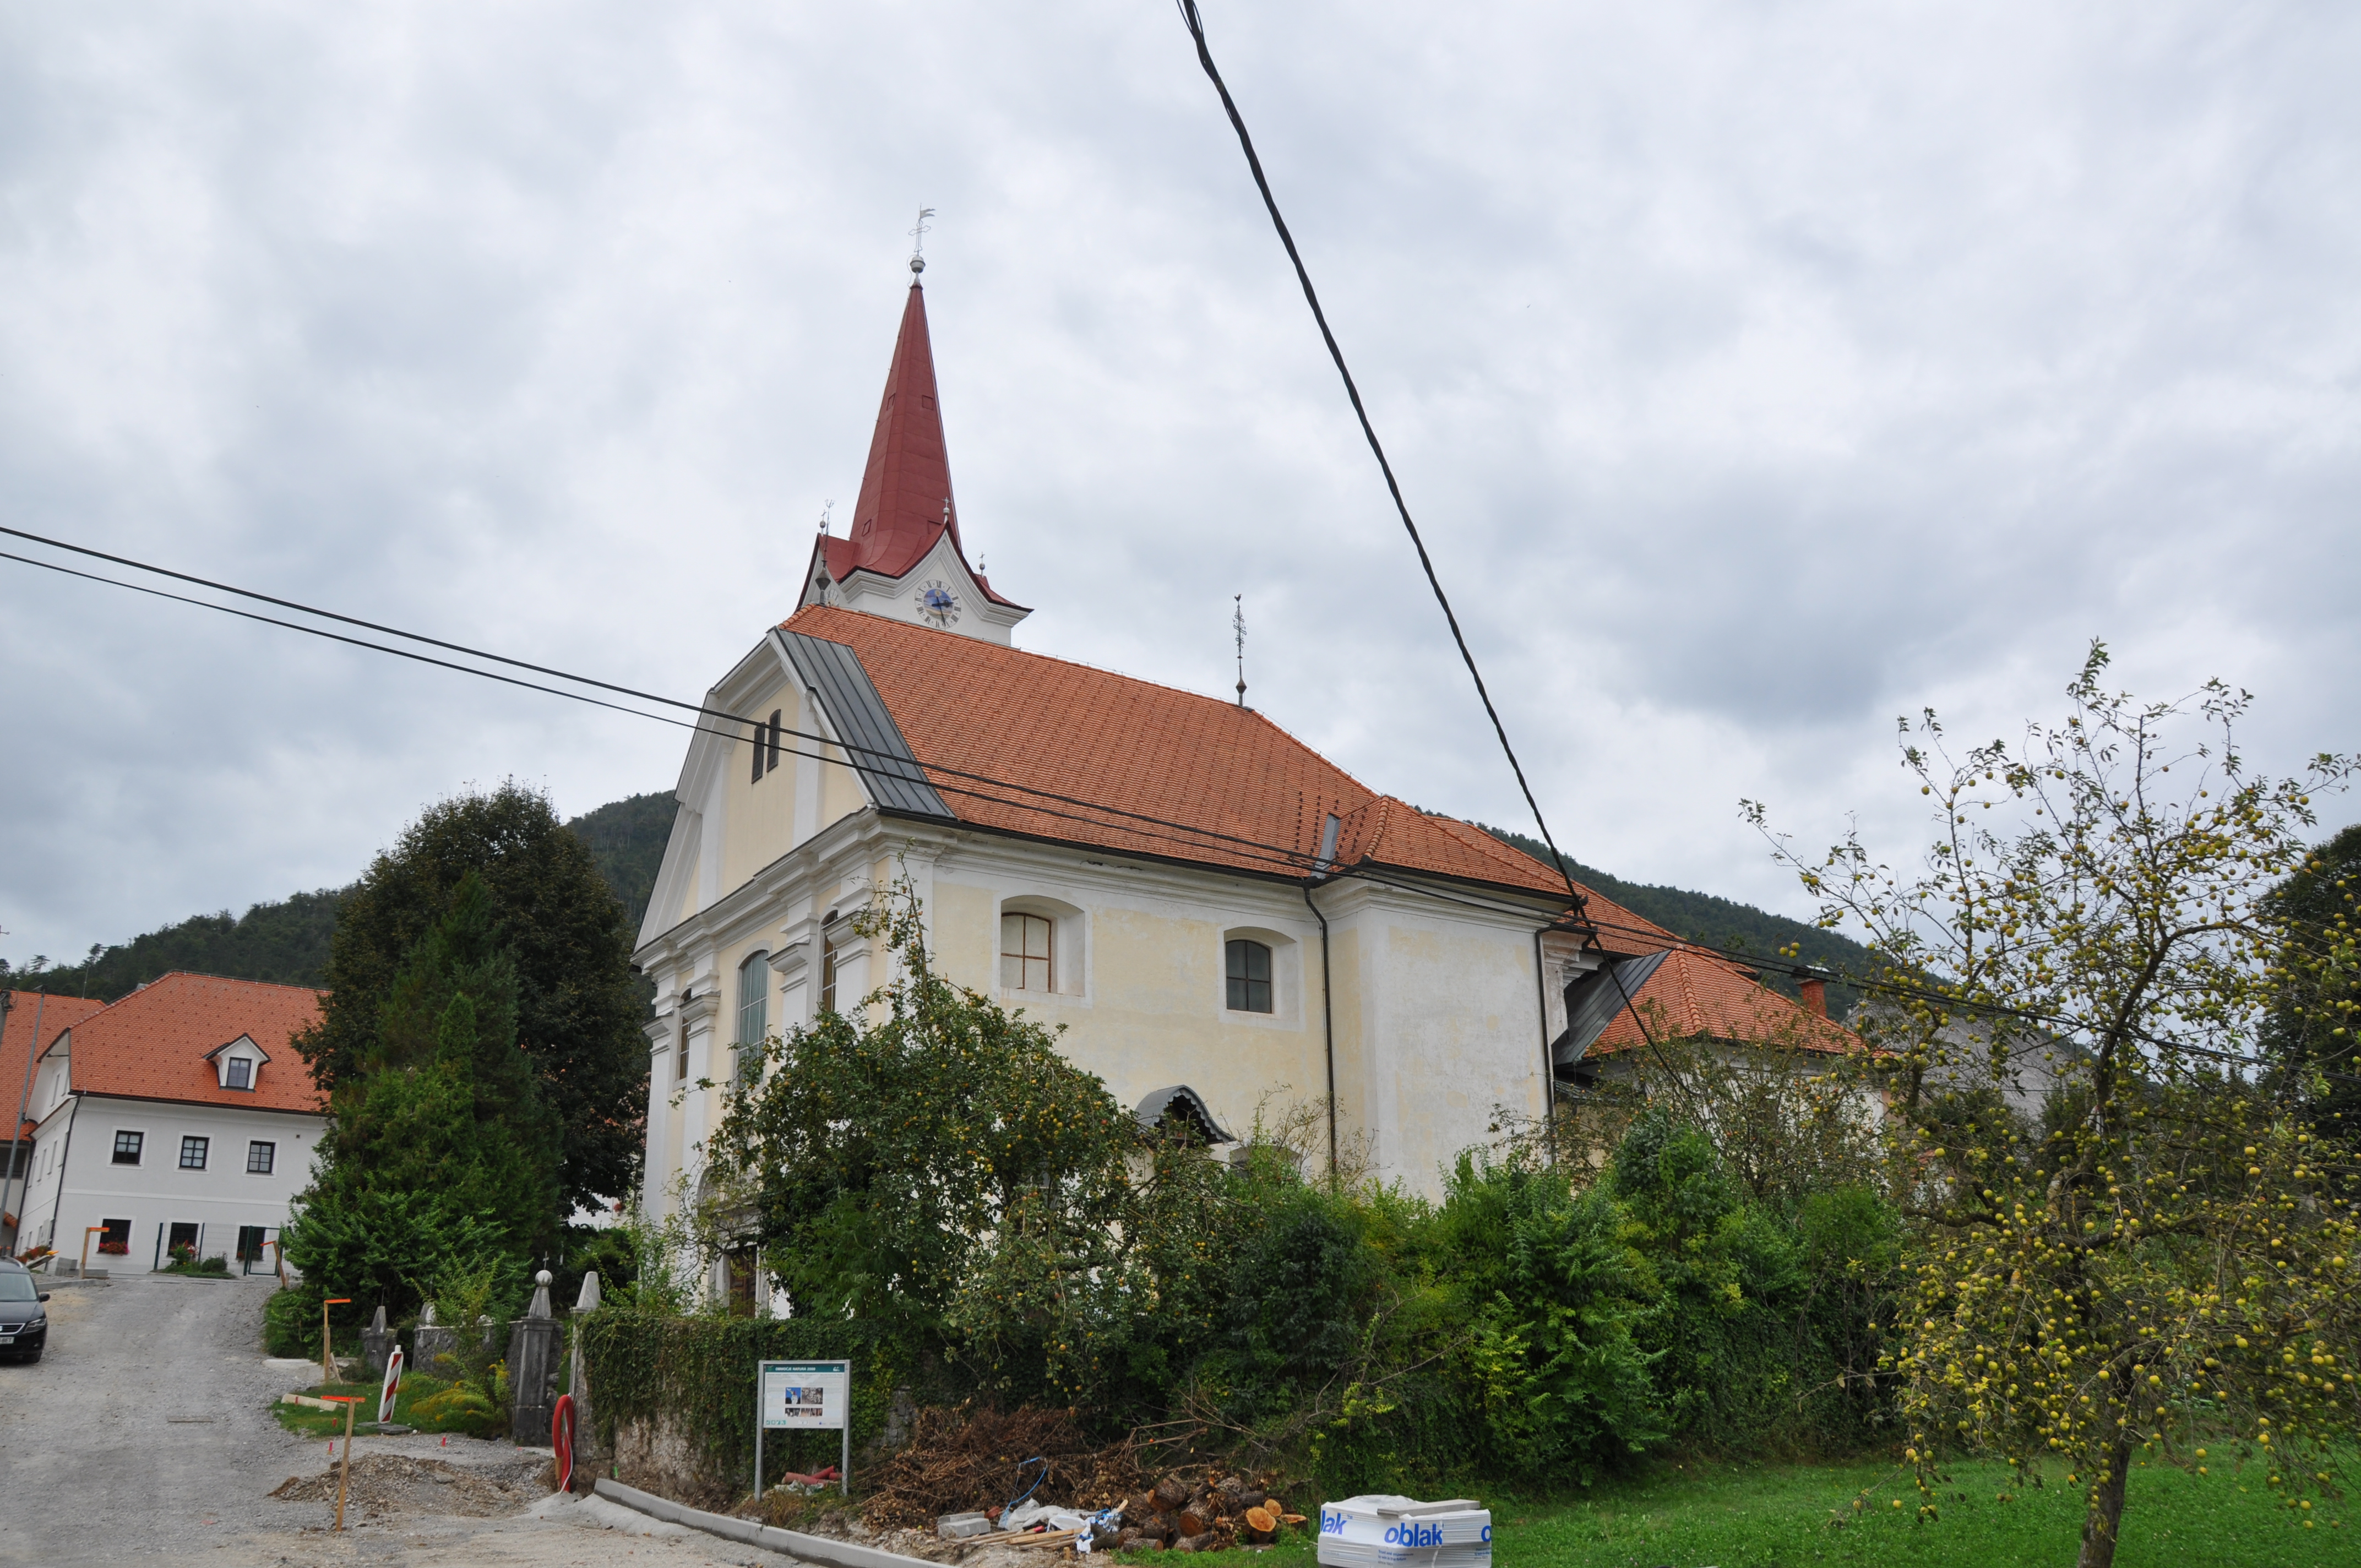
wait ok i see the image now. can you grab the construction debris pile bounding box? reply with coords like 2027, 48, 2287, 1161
859, 1406, 1142, 1529
267, 1453, 543, 1524
855, 1406, 1306, 1554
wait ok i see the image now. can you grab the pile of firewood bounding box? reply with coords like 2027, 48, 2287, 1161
1105, 1468, 1306, 1553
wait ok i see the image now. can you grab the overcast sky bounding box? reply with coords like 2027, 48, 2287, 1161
4, 2, 2357, 965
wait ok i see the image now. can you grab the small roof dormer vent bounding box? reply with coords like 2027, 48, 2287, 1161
205, 1033, 269, 1091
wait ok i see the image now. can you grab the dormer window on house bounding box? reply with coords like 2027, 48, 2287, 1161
208, 1035, 267, 1090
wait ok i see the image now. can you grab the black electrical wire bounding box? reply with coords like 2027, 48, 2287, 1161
9, 536, 2332, 1085
1172, 0, 1585, 921
0, 522, 712, 722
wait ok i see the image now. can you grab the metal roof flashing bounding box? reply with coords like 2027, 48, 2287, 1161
771, 628, 954, 820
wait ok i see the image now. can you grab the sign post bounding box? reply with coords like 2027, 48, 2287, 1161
321, 1298, 351, 1384
755, 1358, 851, 1502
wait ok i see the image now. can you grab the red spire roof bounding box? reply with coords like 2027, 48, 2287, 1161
842, 282, 960, 579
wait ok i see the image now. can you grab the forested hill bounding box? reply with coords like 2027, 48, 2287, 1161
1471, 822, 1875, 1020
7, 792, 679, 1004
10, 790, 1867, 1017
562, 791, 676, 931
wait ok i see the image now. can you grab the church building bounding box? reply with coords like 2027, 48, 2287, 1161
632, 270, 1849, 1226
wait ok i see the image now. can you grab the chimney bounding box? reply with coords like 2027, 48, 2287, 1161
1798, 977, 1828, 1017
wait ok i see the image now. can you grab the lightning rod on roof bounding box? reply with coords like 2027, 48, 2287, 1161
909, 206, 935, 276
1233, 594, 1247, 709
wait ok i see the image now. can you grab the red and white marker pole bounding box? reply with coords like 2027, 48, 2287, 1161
551, 1393, 576, 1494
378, 1346, 404, 1424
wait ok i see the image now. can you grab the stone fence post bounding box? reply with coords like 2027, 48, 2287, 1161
508, 1269, 561, 1447
360, 1304, 393, 1376
414, 1303, 454, 1376
567, 1270, 601, 1488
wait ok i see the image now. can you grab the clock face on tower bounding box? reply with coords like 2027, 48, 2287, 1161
916, 581, 961, 628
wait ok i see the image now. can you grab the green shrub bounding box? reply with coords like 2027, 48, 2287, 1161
265, 1286, 321, 1358
408, 1383, 503, 1437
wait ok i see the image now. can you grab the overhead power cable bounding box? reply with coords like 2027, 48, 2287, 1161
1172, 0, 1584, 919
6, 535, 2330, 1086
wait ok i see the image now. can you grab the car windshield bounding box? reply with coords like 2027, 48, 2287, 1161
0, 1273, 38, 1302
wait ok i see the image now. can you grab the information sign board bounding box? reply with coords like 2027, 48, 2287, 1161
755, 1358, 852, 1499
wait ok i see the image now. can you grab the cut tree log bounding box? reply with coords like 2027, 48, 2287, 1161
1152, 1476, 1191, 1510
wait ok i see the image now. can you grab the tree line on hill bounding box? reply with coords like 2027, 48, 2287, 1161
9, 790, 1870, 1025
1, 791, 678, 1003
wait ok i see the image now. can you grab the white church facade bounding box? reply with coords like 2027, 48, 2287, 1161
632, 275, 1851, 1234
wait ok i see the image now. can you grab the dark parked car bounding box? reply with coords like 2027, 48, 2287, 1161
0, 1259, 50, 1362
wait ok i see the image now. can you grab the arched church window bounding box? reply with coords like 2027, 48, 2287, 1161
1001, 913, 1053, 992
737, 952, 769, 1046
819, 934, 839, 1016
1226, 939, 1273, 1014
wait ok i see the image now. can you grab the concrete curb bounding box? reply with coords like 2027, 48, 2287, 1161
593, 1478, 941, 1568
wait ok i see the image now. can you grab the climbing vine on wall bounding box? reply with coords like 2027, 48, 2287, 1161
576, 1310, 896, 1478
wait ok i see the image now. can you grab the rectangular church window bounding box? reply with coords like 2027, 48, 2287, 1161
1000, 914, 1053, 992
1226, 939, 1273, 1014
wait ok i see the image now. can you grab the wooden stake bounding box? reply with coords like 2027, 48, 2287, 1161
321, 1297, 351, 1384
335, 1398, 356, 1531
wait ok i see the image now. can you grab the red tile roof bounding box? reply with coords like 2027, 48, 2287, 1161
42, 973, 325, 1113
782, 606, 1585, 901
1593, 947, 1860, 1055
5, 991, 106, 1137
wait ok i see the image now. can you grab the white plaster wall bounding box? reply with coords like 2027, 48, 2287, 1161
26, 1097, 322, 1270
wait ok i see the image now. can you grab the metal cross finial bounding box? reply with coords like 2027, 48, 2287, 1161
909, 207, 935, 276
1233, 594, 1247, 707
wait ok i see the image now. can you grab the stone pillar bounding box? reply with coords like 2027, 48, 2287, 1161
568, 1269, 602, 1489
361, 1304, 393, 1376
508, 1269, 561, 1448
414, 1303, 455, 1378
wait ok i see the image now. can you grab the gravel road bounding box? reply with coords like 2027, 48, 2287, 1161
0, 1274, 797, 1567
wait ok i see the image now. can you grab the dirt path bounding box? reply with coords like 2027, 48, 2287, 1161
0, 1275, 796, 1567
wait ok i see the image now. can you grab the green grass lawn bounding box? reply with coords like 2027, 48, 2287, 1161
1130, 1457, 2358, 1568
270, 1374, 499, 1438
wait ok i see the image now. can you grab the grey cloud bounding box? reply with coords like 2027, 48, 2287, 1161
3, 0, 2358, 957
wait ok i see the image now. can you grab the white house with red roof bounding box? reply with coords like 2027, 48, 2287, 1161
635, 274, 1852, 1234
8, 973, 326, 1274
2, 990, 106, 1253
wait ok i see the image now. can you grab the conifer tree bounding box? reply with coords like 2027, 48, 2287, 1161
287, 872, 563, 1317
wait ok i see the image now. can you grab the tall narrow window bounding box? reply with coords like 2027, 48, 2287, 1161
737, 952, 770, 1045
768, 710, 784, 772
1000, 913, 1053, 992
750, 714, 772, 782
675, 1019, 689, 1082
1226, 939, 1274, 1014
819, 934, 839, 1015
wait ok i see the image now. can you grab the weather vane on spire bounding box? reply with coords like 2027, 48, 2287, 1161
909, 206, 935, 277
1233, 594, 1248, 709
